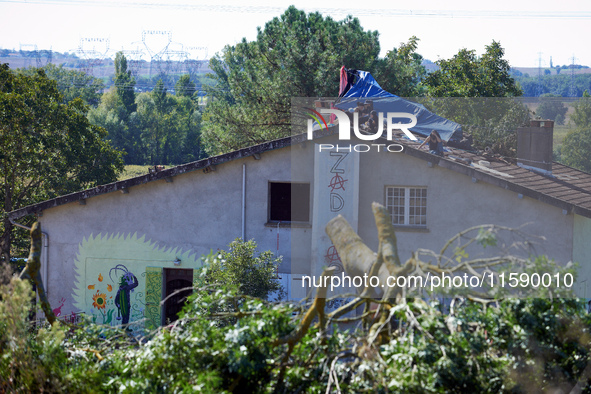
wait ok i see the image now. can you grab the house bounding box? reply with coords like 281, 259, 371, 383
8, 118, 591, 331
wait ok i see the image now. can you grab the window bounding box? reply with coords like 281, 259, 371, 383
269, 182, 310, 222
385, 186, 427, 227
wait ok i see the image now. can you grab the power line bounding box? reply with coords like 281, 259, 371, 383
569, 54, 579, 97
2, 1, 591, 19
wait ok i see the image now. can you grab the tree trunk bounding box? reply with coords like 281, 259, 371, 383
0, 217, 12, 264
20, 222, 56, 325
1, 177, 13, 264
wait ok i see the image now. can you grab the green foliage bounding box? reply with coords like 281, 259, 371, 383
570, 95, 591, 128
202, 6, 381, 155
0, 277, 108, 392
475, 227, 498, 248
374, 36, 427, 96
19, 63, 104, 106
561, 97, 591, 172
87, 88, 139, 163
420, 97, 530, 153
2, 271, 591, 392
0, 277, 59, 391
88, 82, 203, 165
555, 113, 565, 125
513, 72, 591, 97
536, 94, 568, 124
152, 79, 169, 113
201, 238, 285, 301
175, 74, 196, 97
112, 288, 296, 393
425, 41, 522, 98
561, 126, 591, 173
0, 63, 124, 261
114, 52, 136, 117
411, 42, 526, 152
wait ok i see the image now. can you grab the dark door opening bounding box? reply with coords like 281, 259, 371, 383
163, 268, 193, 324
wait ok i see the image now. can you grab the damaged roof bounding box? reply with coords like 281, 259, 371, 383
7, 127, 591, 220
403, 137, 591, 218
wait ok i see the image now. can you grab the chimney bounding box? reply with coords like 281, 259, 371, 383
516, 120, 554, 175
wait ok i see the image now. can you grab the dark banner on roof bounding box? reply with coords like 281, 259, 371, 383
336, 70, 463, 141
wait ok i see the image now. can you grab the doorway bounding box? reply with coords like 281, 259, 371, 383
163, 268, 193, 324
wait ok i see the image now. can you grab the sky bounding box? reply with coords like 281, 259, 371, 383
0, 0, 590, 68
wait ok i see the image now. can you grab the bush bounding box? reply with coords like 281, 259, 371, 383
2, 227, 591, 392
200, 238, 285, 301
2, 273, 591, 392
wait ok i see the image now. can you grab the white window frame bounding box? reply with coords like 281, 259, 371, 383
385, 186, 427, 227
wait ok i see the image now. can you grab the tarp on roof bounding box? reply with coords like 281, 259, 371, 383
336, 69, 463, 142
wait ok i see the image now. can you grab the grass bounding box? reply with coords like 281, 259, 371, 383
553, 124, 572, 147
118, 165, 153, 181
118, 164, 182, 181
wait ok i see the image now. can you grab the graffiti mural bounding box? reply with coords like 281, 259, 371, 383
311, 148, 359, 309
52, 297, 66, 317
111, 265, 138, 328
72, 232, 202, 331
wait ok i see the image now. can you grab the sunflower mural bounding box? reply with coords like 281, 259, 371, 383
92, 291, 107, 309
89, 277, 115, 325
72, 232, 202, 331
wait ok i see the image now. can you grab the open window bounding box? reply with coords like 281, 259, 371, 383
268, 182, 310, 223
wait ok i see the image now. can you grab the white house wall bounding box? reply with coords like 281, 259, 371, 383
36, 138, 582, 323
39, 146, 309, 322
357, 147, 574, 268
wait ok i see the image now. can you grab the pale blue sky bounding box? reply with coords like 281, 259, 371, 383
0, 0, 589, 67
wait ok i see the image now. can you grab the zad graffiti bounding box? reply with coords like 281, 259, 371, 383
325, 151, 347, 275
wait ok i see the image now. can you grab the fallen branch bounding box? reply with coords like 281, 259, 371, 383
19, 222, 56, 326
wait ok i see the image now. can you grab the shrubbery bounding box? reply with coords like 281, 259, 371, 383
2, 270, 591, 392
2, 227, 591, 392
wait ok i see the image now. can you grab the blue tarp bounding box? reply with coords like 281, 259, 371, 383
336, 70, 462, 142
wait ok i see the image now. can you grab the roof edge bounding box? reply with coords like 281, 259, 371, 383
7, 128, 336, 220
8, 126, 591, 221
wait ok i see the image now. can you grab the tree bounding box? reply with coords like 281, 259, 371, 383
20, 63, 104, 106
0, 64, 124, 262
148, 79, 193, 164
560, 92, 591, 171
87, 88, 144, 165
560, 126, 591, 172
92, 84, 204, 166
374, 36, 427, 96
114, 52, 136, 117
172, 93, 203, 163
535, 94, 568, 124
152, 79, 170, 114
175, 74, 196, 97
202, 6, 381, 155
420, 42, 528, 153
425, 41, 522, 97
201, 238, 284, 300
509, 73, 591, 97
570, 90, 591, 127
